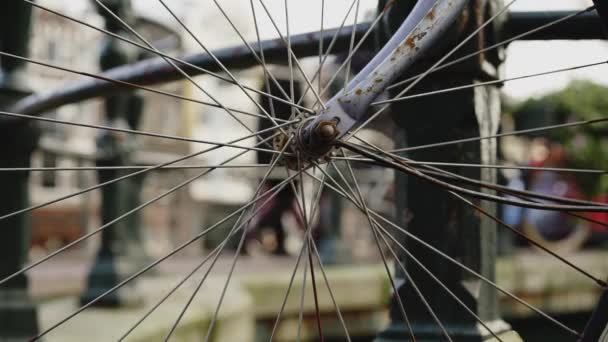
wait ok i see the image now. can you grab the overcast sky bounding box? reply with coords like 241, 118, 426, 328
504, 0, 608, 99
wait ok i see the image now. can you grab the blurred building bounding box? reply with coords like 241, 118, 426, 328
26, 1, 193, 254
23, 0, 356, 255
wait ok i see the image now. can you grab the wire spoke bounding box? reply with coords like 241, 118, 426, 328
0, 164, 271, 172
307, 166, 328, 228
0, 121, 286, 228
322, 159, 417, 341
250, 0, 276, 119
331, 156, 606, 174
158, 0, 288, 135
306, 237, 324, 342
32, 167, 301, 340
308, 237, 353, 342
201, 137, 297, 342
371, 212, 581, 338
268, 236, 308, 342
257, 0, 326, 109
451, 191, 607, 287
21, 0, 313, 116
374, 60, 608, 105
304, 169, 581, 338
295, 240, 309, 342
295, 0, 359, 109
282, 161, 329, 342
353, 135, 608, 208
0, 50, 280, 122
285, 0, 296, 120
372, 159, 608, 231
165, 225, 243, 342
371, 222, 453, 342
390, 117, 608, 154
338, 142, 608, 210
0, 131, 281, 287
118, 240, 225, 341
388, 5, 597, 90
291, 154, 325, 342
158, 168, 294, 342
416, 166, 608, 232
338, 140, 608, 212
0, 110, 294, 156
211, 0, 302, 115
299, 165, 353, 341
428, 168, 608, 230
349, 0, 518, 137
303, 2, 392, 110
419, 166, 607, 207
373, 222, 504, 341
343, 0, 361, 90
267, 167, 324, 341
145, 171, 297, 341
348, 137, 608, 286
94, 0, 272, 140
331, 141, 578, 341
419, 167, 607, 207
317, 0, 325, 111
268, 168, 323, 341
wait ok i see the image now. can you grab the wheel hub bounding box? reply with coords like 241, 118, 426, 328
273, 116, 340, 170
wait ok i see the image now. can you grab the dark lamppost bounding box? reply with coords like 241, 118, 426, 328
0, 1, 40, 339
80, 0, 146, 307
376, 1, 520, 341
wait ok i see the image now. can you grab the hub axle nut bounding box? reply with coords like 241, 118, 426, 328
314, 120, 339, 143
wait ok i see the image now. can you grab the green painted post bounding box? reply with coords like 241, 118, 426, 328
376, 1, 520, 341
121, 91, 150, 271
0, 1, 40, 339
80, 0, 146, 307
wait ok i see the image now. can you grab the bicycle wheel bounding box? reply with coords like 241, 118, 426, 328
0, 0, 607, 341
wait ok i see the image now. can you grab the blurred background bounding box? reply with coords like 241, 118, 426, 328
0, 0, 606, 341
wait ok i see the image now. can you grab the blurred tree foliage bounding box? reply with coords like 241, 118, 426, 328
508, 80, 608, 196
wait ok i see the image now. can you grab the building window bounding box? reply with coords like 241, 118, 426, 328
41, 152, 57, 188
47, 41, 57, 62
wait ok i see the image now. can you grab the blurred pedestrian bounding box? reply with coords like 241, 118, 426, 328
245, 73, 310, 255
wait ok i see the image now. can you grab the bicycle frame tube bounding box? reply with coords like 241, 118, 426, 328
299, 0, 467, 149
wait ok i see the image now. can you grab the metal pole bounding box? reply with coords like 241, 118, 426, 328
593, 0, 608, 31
80, 0, 145, 308
376, 1, 519, 340
8, 10, 605, 120
0, 1, 40, 339
505, 11, 605, 41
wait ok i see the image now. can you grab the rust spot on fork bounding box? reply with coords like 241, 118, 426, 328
404, 30, 427, 49
405, 37, 416, 48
